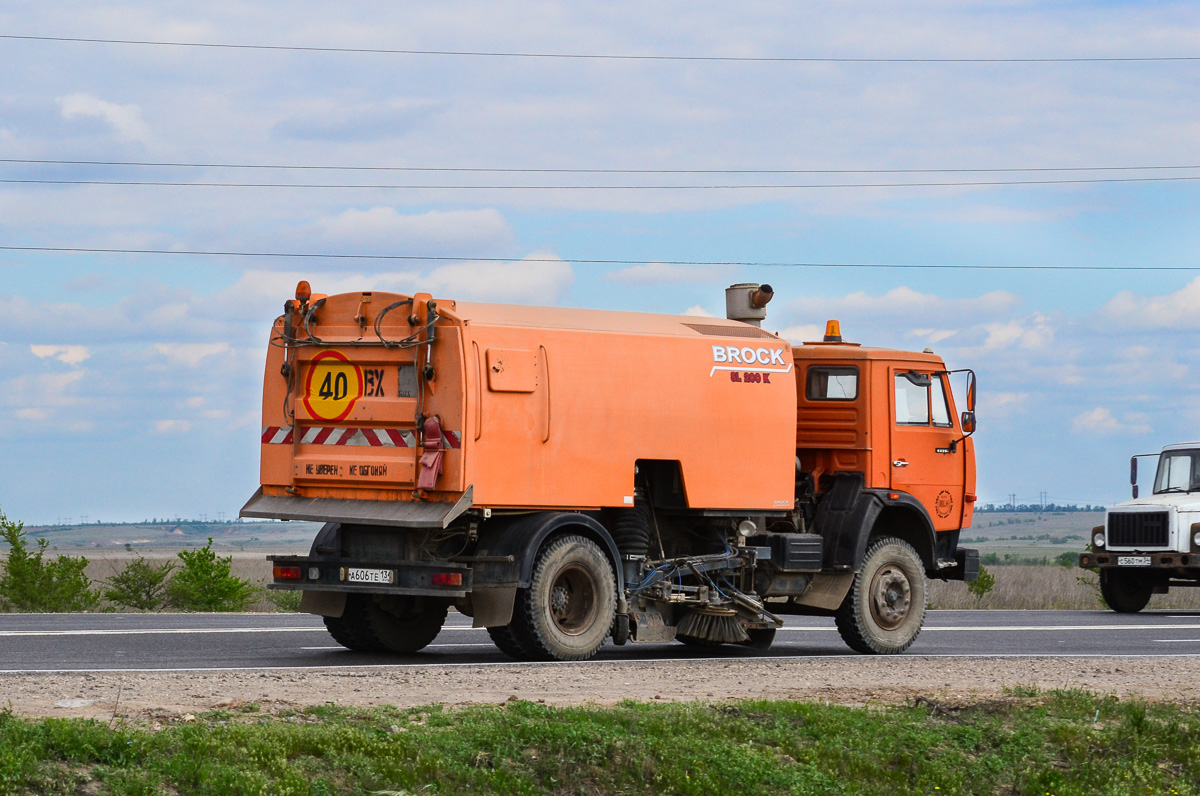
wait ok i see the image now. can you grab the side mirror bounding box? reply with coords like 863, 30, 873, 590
1131, 456, 1138, 499
965, 371, 977, 412
960, 411, 976, 433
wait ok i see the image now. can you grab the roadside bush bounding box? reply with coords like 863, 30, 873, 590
102, 555, 177, 610
0, 507, 99, 612
167, 538, 257, 611
967, 564, 996, 601
267, 588, 303, 612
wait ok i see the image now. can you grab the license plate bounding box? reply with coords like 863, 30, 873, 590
1117, 556, 1152, 567
345, 567, 395, 584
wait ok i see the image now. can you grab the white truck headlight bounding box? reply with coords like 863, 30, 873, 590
1193, 530, 1200, 548
1093, 532, 1106, 548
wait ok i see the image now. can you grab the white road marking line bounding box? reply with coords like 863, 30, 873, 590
301, 643, 497, 651
0, 627, 325, 637
5, 622, 1200, 638
1155, 639, 1200, 643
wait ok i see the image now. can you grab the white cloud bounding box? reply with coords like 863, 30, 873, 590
908, 329, 958, 345
312, 207, 513, 255
57, 93, 152, 145
789, 288, 1021, 325
1100, 277, 1200, 330
979, 314, 1054, 352
982, 392, 1029, 418
779, 324, 823, 344
153, 420, 192, 435
421, 253, 574, 304
683, 305, 716, 318
30, 345, 90, 366
153, 343, 232, 367
0, 371, 86, 426
1071, 408, 1152, 436
606, 263, 733, 285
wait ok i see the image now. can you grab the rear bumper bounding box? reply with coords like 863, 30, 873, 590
269, 554, 471, 598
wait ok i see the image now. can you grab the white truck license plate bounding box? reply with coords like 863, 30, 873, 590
346, 567, 395, 584
1117, 556, 1152, 567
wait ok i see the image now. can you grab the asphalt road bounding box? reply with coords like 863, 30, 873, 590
3, 609, 1200, 672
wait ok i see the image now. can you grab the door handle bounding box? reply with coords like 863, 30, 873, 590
892, 460, 909, 468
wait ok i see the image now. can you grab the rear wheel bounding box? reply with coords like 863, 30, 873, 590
835, 537, 927, 654
324, 594, 447, 653
511, 535, 617, 661
1100, 569, 1154, 613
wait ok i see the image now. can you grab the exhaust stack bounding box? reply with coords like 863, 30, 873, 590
725, 283, 774, 327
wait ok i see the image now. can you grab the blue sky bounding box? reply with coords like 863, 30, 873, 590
2, 1, 1200, 523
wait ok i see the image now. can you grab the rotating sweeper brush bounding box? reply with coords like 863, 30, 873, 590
675, 606, 750, 644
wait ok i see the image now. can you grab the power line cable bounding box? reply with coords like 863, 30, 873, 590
5, 157, 1200, 175
3, 245, 1198, 270
4, 175, 1200, 189
2, 34, 1197, 63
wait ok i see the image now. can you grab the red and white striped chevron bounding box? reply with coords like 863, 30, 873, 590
261, 426, 461, 448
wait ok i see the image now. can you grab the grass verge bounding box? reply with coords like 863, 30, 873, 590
1, 690, 1198, 795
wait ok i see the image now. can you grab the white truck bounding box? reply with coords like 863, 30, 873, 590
1080, 442, 1200, 612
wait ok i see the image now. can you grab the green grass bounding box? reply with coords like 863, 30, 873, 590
2, 691, 1199, 795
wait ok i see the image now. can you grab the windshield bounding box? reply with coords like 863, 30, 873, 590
1154, 450, 1200, 494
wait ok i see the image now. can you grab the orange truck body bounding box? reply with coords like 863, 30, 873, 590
243, 283, 978, 661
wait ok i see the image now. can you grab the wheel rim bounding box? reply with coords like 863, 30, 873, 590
868, 564, 912, 630
548, 563, 598, 636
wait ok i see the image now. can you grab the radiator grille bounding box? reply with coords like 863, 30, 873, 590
1108, 511, 1170, 548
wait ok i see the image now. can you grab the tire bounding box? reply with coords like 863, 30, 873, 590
324, 594, 447, 653
486, 624, 531, 659
1100, 569, 1154, 613
835, 537, 927, 654
324, 594, 387, 652
511, 534, 617, 661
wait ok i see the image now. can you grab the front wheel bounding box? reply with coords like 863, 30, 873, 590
1100, 569, 1154, 613
511, 534, 617, 661
835, 537, 927, 654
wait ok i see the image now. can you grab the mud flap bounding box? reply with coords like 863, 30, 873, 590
814, 473, 884, 570
299, 590, 347, 618
469, 586, 518, 628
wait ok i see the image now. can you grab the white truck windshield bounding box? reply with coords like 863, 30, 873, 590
1154, 450, 1200, 494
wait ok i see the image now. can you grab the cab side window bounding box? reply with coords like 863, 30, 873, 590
931, 377, 952, 427
894, 374, 929, 424
807, 366, 858, 400
894, 372, 953, 427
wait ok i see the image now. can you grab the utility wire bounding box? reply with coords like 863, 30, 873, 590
4, 176, 1200, 189
5, 157, 1200, 175
3, 245, 1198, 270
2, 34, 1197, 63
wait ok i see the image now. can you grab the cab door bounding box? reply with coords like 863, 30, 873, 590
889, 367, 965, 530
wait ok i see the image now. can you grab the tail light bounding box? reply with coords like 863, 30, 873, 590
432, 573, 463, 587
273, 566, 303, 580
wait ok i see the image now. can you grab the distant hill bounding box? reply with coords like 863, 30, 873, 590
12, 521, 322, 552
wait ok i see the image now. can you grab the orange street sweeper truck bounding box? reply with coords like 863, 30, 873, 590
242, 281, 980, 660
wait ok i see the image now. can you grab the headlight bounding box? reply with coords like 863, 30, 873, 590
1093, 532, 1106, 548
1193, 531, 1200, 548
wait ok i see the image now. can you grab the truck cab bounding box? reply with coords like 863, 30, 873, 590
1080, 443, 1200, 611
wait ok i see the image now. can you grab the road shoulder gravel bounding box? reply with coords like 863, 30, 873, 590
2, 656, 1195, 720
